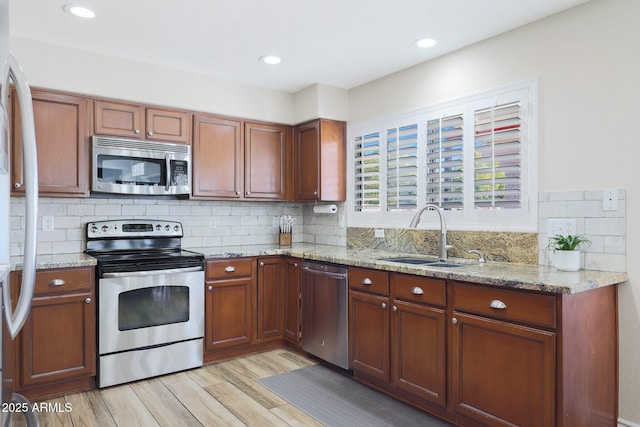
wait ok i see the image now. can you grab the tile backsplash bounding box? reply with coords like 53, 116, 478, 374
9, 197, 346, 256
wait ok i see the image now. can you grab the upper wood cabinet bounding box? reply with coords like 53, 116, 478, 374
245, 121, 292, 200
11, 89, 90, 197
192, 113, 243, 198
94, 99, 191, 144
294, 119, 346, 202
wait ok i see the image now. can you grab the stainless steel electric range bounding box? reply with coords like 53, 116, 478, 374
86, 219, 204, 388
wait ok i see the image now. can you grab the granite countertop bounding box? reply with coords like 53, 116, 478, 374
196, 243, 629, 295
11, 243, 628, 295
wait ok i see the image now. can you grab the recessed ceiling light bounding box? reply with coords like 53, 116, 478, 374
63, 4, 97, 19
259, 56, 282, 65
415, 38, 437, 49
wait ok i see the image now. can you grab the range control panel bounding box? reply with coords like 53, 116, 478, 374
86, 220, 183, 239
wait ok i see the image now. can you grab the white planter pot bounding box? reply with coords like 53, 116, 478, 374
553, 250, 581, 271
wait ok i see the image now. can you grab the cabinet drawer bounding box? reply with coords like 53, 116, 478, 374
206, 258, 254, 280
34, 267, 93, 296
391, 274, 445, 307
349, 267, 389, 296
452, 282, 556, 329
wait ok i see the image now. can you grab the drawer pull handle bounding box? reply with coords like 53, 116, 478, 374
48, 279, 65, 287
224, 266, 236, 273
362, 278, 372, 285
411, 286, 424, 295
490, 299, 507, 310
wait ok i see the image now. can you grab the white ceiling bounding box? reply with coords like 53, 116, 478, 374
10, 0, 589, 93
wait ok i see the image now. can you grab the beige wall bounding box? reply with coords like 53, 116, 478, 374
349, 0, 639, 423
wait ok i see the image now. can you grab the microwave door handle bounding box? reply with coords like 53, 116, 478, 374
2, 54, 39, 338
165, 154, 170, 191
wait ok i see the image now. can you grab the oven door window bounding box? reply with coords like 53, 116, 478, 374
96, 154, 166, 186
118, 286, 189, 330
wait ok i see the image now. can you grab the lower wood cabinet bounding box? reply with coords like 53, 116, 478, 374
283, 257, 301, 345
13, 267, 96, 400
204, 258, 254, 355
256, 257, 285, 342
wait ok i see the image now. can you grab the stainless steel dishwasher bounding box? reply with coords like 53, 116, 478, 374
301, 260, 349, 369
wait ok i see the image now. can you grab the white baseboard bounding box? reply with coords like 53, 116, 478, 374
619, 418, 640, 427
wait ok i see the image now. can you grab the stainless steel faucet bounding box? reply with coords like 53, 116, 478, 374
409, 204, 451, 260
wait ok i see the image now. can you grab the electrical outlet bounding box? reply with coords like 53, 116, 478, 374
42, 216, 54, 231
603, 189, 618, 211
547, 218, 576, 237
374, 229, 385, 238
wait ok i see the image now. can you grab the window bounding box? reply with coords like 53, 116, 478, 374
348, 79, 537, 231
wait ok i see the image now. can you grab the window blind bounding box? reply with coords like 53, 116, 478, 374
426, 114, 464, 209
387, 124, 418, 210
474, 101, 522, 209
354, 132, 381, 211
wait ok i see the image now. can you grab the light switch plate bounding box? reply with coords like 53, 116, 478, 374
547, 218, 576, 237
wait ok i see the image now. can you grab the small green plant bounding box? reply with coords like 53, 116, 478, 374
547, 234, 592, 251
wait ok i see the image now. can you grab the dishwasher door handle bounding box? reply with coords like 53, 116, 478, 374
301, 266, 348, 280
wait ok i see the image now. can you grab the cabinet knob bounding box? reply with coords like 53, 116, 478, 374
294, 263, 298, 268
224, 266, 236, 273
362, 278, 372, 285
236, 191, 241, 196
313, 190, 318, 195
410, 286, 424, 295
381, 302, 387, 309
490, 299, 507, 310
246, 191, 251, 195
259, 261, 265, 267
14, 182, 22, 189
48, 279, 65, 287
85, 297, 92, 304
134, 129, 141, 134
148, 131, 154, 136
392, 305, 398, 312
208, 285, 213, 291
452, 317, 458, 325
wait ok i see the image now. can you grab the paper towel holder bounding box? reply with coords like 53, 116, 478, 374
313, 204, 338, 214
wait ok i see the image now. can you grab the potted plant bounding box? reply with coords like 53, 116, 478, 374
546, 234, 592, 271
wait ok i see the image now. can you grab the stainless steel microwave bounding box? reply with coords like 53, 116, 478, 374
91, 136, 191, 196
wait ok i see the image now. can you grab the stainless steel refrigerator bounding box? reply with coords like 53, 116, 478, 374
1, 0, 40, 425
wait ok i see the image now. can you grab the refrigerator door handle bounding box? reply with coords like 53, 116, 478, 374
1, 53, 38, 338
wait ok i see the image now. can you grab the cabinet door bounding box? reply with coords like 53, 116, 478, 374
12, 89, 90, 196
349, 290, 390, 382
451, 312, 555, 427
283, 258, 301, 344
94, 100, 144, 138
391, 300, 446, 406
244, 122, 291, 200
294, 121, 320, 201
192, 114, 243, 198
145, 107, 191, 143
256, 258, 284, 342
205, 279, 252, 350
20, 293, 95, 386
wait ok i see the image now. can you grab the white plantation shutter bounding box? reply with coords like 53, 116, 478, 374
474, 101, 522, 209
387, 124, 418, 210
354, 132, 381, 211
426, 114, 464, 209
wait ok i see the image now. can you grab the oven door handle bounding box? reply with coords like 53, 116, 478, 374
102, 266, 202, 278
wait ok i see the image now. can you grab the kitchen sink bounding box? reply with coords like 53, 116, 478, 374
379, 257, 464, 268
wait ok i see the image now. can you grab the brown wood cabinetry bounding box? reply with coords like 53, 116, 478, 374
192, 117, 292, 200
256, 257, 285, 342
283, 257, 301, 344
204, 258, 254, 356
391, 274, 446, 407
245, 121, 292, 200
348, 267, 390, 383
13, 267, 95, 400
94, 99, 191, 144
11, 89, 90, 196
294, 119, 346, 202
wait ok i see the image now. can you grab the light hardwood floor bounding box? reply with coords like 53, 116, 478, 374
12, 349, 325, 427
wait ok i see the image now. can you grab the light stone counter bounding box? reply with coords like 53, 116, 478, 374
11, 253, 97, 271
195, 243, 629, 295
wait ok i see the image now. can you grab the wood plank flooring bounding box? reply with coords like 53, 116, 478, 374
12, 349, 325, 427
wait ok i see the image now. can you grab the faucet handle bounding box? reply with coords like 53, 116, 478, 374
466, 249, 485, 263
